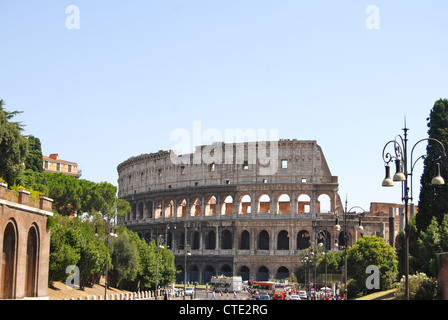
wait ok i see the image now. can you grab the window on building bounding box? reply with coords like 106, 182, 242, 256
282, 160, 288, 169
68, 165, 72, 173
56, 163, 61, 171
181, 166, 186, 175
243, 161, 249, 170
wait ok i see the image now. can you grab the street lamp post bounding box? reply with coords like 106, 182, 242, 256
317, 230, 328, 298
333, 199, 365, 300
179, 244, 191, 300
381, 123, 445, 300
95, 218, 118, 300
152, 234, 165, 300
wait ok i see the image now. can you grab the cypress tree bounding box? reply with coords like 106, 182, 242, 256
417, 99, 448, 232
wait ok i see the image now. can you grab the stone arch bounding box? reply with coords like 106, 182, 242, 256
317, 230, 332, 251
138, 202, 144, 219
204, 265, 215, 284
277, 230, 289, 250
240, 230, 250, 250
205, 230, 216, 250
221, 229, 232, 249
258, 230, 269, 250
220, 264, 232, 277
131, 202, 137, 220
25, 224, 39, 297
239, 194, 251, 214
165, 199, 174, 218
239, 266, 250, 281
146, 200, 154, 218
166, 231, 173, 250
277, 193, 290, 214
2, 220, 18, 299
297, 230, 311, 250
154, 200, 162, 219
189, 265, 199, 283
258, 194, 271, 213
205, 196, 217, 216
276, 266, 289, 280
192, 231, 200, 250
177, 198, 187, 218
190, 197, 202, 216
221, 195, 233, 215
297, 194, 311, 214
317, 193, 331, 214
257, 266, 269, 281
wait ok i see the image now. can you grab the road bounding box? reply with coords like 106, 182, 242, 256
169, 288, 250, 300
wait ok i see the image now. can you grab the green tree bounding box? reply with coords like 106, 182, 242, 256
44, 172, 82, 216
24, 135, 43, 173
417, 98, 448, 233
347, 236, 398, 298
109, 231, 139, 288
0, 99, 28, 186
48, 215, 81, 285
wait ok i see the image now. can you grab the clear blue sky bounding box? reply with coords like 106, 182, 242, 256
1, 1, 447, 211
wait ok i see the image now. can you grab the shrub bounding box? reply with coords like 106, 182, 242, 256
396, 272, 438, 300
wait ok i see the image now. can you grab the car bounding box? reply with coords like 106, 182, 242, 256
289, 295, 301, 300
258, 294, 271, 300
185, 287, 194, 296
272, 293, 284, 300
298, 291, 307, 300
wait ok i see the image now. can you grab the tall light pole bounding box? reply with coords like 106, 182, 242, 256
381, 122, 445, 300
333, 198, 365, 300
317, 230, 328, 298
95, 218, 117, 300
152, 234, 165, 300
179, 243, 191, 300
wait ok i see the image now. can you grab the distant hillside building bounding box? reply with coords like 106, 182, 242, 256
42, 154, 81, 178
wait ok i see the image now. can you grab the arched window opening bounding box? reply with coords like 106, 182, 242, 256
276, 267, 289, 280
190, 198, 202, 216
25, 226, 39, 297
297, 230, 311, 250
278, 194, 290, 214
277, 230, 289, 250
205, 230, 216, 250
221, 229, 232, 249
177, 198, 187, 218
258, 194, 271, 213
192, 231, 200, 250
239, 195, 251, 214
318, 194, 331, 214
205, 196, 217, 216
258, 230, 269, 250
2, 221, 17, 299
257, 266, 269, 281
222, 195, 233, 215
240, 230, 250, 250
298, 194, 311, 214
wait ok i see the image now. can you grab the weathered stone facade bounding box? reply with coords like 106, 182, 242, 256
117, 139, 395, 284
0, 184, 52, 299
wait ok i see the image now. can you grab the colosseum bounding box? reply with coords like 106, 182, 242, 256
117, 139, 397, 285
